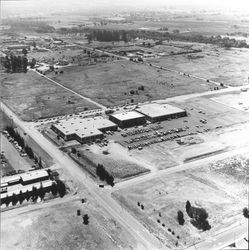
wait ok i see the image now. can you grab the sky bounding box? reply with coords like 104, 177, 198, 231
1, 0, 249, 18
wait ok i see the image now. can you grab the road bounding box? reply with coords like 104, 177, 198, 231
0, 101, 164, 250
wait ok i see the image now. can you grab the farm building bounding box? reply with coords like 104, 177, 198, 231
109, 111, 146, 128
136, 103, 187, 122
51, 116, 117, 143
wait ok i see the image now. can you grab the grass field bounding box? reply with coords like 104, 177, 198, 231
148, 45, 249, 86
1, 197, 139, 250
113, 159, 248, 249
72, 143, 149, 180
47, 60, 214, 107
0, 70, 98, 121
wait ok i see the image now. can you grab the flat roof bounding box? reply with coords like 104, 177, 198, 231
110, 111, 145, 121
136, 103, 185, 118
20, 170, 49, 182
53, 116, 117, 139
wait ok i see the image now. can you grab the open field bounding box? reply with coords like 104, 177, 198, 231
148, 45, 249, 86
46, 60, 216, 107
211, 91, 249, 113
69, 142, 149, 181
0, 70, 98, 121
113, 157, 248, 249
1, 195, 139, 250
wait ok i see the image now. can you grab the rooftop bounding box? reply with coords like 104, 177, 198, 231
20, 170, 49, 183
110, 111, 145, 121
136, 103, 185, 118
53, 116, 117, 139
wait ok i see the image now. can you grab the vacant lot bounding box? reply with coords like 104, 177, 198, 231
0, 70, 98, 121
1, 196, 139, 250
46, 60, 215, 107
148, 45, 249, 86
113, 159, 248, 249
70, 142, 149, 181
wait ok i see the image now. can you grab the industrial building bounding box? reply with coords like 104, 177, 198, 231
136, 103, 187, 122
51, 116, 118, 143
0, 169, 52, 204
109, 111, 146, 128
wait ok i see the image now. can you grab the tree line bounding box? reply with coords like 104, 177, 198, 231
2, 179, 66, 207
96, 164, 114, 186
5, 126, 43, 167
81, 28, 249, 48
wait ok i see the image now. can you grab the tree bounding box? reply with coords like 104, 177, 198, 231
12, 193, 18, 205
31, 186, 38, 202
38, 157, 43, 168
186, 200, 191, 215
177, 210, 185, 225
106, 175, 114, 187
5, 195, 10, 206
38, 183, 45, 200
22, 48, 28, 55
56, 180, 66, 197
243, 207, 249, 218
71, 147, 77, 154
77, 152, 81, 158
18, 190, 25, 204
83, 214, 89, 225
51, 182, 58, 195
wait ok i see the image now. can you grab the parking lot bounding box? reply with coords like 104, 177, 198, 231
1, 133, 33, 176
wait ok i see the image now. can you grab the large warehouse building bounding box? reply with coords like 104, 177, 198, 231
51, 116, 118, 143
109, 111, 146, 128
136, 103, 187, 122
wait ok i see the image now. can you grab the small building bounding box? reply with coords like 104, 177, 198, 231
51, 116, 117, 143
109, 111, 146, 128
7, 44, 30, 51
20, 170, 49, 185
136, 103, 187, 122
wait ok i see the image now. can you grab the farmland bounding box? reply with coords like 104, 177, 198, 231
46, 60, 216, 107
113, 156, 248, 249
0, 70, 98, 121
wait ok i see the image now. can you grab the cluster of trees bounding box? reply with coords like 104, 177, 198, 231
4, 19, 55, 33
243, 207, 249, 218
96, 164, 114, 186
2, 54, 28, 73
186, 201, 211, 231
86, 29, 129, 43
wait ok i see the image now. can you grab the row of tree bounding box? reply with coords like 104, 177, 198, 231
3, 180, 66, 207
5, 126, 43, 167
96, 164, 114, 186
82, 28, 249, 48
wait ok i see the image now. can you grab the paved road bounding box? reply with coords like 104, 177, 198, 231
0, 101, 164, 250
31, 69, 107, 110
